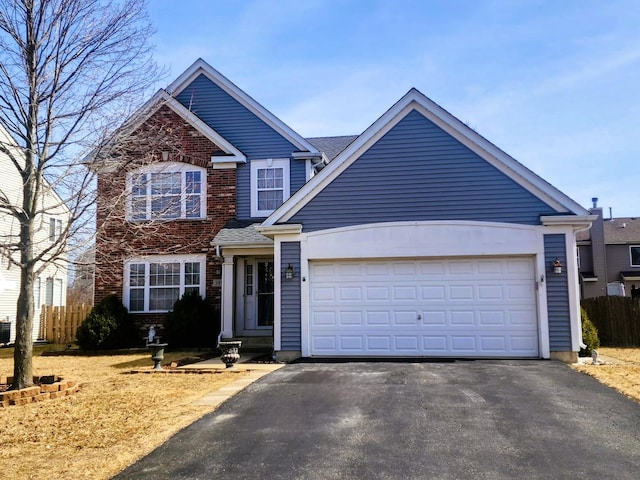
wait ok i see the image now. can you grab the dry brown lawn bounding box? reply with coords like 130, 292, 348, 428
0, 349, 248, 479
572, 347, 640, 403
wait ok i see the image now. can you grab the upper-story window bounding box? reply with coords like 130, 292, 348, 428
250, 158, 290, 217
630, 245, 640, 267
127, 162, 206, 221
49, 218, 62, 242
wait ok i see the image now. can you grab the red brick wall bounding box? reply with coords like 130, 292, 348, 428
94, 105, 236, 331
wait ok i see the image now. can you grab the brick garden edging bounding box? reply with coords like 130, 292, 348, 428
0, 376, 79, 407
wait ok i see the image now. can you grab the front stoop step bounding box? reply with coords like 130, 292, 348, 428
233, 336, 273, 354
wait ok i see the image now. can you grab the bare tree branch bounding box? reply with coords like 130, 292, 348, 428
0, 0, 163, 389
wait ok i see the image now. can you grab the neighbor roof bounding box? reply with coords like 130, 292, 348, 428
577, 217, 640, 243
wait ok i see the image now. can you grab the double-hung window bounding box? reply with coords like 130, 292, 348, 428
128, 163, 206, 221
49, 218, 62, 242
630, 245, 640, 267
250, 158, 290, 217
125, 255, 205, 312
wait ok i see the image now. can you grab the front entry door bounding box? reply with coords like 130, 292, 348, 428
256, 260, 274, 327
241, 258, 274, 334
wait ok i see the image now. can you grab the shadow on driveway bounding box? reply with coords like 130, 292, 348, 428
113, 360, 640, 480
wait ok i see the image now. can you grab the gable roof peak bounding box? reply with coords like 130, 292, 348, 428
263, 88, 589, 225
166, 59, 320, 154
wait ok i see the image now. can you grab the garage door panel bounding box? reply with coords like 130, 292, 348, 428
339, 311, 363, 326
478, 311, 505, 325
423, 311, 446, 325
309, 257, 539, 357
339, 286, 362, 301
511, 336, 538, 352
478, 285, 504, 300
451, 311, 475, 325
422, 286, 446, 300
395, 336, 419, 351
451, 336, 477, 352
311, 311, 336, 326
423, 336, 448, 352
393, 286, 418, 300
366, 311, 391, 326
450, 285, 474, 300
367, 336, 392, 351
481, 336, 506, 351
366, 286, 389, 300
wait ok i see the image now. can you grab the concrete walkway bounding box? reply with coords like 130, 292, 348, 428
178, 354, 284, 407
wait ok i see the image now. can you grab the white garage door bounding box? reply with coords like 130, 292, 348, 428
309, 257, 539, 357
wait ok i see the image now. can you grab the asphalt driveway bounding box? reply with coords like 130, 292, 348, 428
113, 360, 640, 479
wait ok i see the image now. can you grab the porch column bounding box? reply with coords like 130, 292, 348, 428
221, 255, 234, 338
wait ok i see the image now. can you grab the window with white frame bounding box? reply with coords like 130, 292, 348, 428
127, 162, 206, 221
631, 245, 640, 267
124, 255, 205, 312
44, 277, 63, 306
250, 158, 290, 217
49, 217, 62, 242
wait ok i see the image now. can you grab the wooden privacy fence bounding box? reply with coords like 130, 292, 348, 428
41, 304, 91, 344
581, 296, 640, 347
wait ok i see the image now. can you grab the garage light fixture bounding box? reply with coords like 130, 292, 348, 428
553, 258, 563, 275
285, 264, 294, 280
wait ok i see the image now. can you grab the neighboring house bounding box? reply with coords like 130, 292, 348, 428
0, 125, 68, 343
94, 59, 593, 362
577, 199, 640, 299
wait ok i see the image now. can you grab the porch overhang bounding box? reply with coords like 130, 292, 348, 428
620, 271, 640, 281
255, 224, 303, 238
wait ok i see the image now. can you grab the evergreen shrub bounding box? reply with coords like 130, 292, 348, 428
76, 294, 138, 350
164, 291, 219, 348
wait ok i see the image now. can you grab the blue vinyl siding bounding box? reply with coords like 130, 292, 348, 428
289, 110, 559, 230
545, 234, 572, 351
176, 74, 305, 219
280, 242, 301, 350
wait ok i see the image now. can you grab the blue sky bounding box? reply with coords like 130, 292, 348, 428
147, 0, 640, 216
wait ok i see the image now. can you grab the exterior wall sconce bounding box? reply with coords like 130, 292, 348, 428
285, 264, 294, 280
161, 151, 169, 161
553, 258, 563, 275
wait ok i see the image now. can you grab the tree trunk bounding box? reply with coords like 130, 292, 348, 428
13, 263, 35, 389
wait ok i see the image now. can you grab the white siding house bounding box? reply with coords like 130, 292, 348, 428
0, 125, 69, 343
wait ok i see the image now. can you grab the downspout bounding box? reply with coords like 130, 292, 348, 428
573, 224, 592, 350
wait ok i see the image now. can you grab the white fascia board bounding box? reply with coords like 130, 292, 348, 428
264, 88, 590, 225
292, 151, 323, 160
541, 215, 597, 227
166, 58, 320, 155
255, 224, 303, 238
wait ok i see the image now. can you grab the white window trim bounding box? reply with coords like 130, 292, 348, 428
250, 158, 290, 218
126, 162, 207, 221
630, 245, 640, 267
49, 217, 62, 242
123, 254, 206, 313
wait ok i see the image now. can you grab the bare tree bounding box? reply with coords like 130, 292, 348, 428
0, 0, 161, 389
